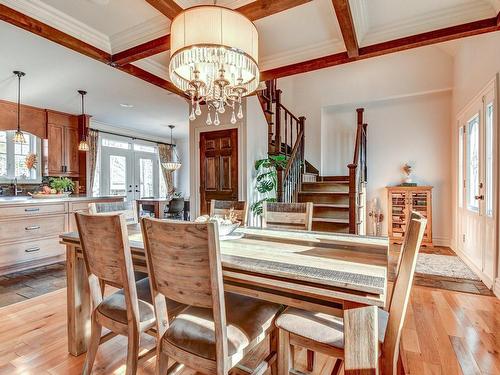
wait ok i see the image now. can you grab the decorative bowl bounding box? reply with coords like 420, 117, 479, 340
218, 222, 240, 236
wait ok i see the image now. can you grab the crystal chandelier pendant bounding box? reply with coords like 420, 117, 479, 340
195, 101, 201, 116
237, 103, 244, 119
189, 106, 196, 121
206, 111, 212, 125
231, 110, 237, 124
214, 112, 220, 126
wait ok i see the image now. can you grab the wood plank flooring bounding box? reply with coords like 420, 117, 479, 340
0, 284, 499, 374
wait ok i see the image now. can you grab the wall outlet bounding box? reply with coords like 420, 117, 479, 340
462, 234, 466, 243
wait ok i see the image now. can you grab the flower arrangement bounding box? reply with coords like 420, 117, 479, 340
24, 153, 37, 170
402, 162, 413, 183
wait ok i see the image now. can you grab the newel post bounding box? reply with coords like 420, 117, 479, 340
274, 89, 282, 155
347, 163, 357, 234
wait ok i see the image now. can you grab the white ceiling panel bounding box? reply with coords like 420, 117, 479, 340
0, 22, 189, 139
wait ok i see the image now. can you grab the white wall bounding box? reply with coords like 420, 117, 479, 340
278, 46, 454, 172
321, 93, 452, 243
175, 138, 190, 197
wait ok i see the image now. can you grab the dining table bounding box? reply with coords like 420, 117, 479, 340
60, 225, 388, 371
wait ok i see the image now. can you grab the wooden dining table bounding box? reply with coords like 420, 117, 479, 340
60, 225, 388, 369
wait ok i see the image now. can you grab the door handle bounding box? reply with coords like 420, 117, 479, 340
475, 195, 485, 200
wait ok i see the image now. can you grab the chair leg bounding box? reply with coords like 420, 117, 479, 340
278, 329, 292, 375
82, 314, 102, 375
307, 350, 315, 372
156, 342, 169, 375
125, 327, 140, 375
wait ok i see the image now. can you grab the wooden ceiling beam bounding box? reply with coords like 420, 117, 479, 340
331, 0, 359, 57
236, 0, 312, 21
0, 4, 110, 64
0, 4, 183, 96
112, 35, 170, 66
262, 14, 500, 80
145, 0, 183, 20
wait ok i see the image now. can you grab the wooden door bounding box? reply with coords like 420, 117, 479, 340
64, 126, 80, 176
47, 123, 65, 175
199, 129, 238, 215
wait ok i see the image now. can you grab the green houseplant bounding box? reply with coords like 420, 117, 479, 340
250, 155, 287, 216
49, 177, 75, 194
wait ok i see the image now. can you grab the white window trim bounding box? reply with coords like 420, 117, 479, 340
0, 131, 42, 184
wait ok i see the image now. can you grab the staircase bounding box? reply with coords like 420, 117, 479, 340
258, 81, 367, 234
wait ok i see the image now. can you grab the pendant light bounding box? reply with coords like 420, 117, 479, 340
161, 125, 182, 171
77, 90, 89, 151
13, 71, 26, 144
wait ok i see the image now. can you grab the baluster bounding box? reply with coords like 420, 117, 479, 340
284, 111, 288, 157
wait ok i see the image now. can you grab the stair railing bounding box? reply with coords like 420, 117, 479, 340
347, 108, 368, 234
258, 80, 306, 203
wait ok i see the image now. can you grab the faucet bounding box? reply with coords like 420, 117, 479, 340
12, 178, 22, 196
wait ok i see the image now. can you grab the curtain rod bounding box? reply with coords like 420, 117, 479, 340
89, 128, 176, 147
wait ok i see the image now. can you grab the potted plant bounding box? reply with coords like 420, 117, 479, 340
250, 155, 287, 216
49, 177, 75, 194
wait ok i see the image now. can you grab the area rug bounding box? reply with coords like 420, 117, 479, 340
416, 254, 480, 280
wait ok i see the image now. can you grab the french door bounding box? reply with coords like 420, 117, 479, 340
100, 138, 159, 201
457, 79, 497, 286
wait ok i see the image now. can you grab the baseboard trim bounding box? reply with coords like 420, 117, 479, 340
433, 236, 450, 247
494, 279, 500, 298
453, 246, 494, 289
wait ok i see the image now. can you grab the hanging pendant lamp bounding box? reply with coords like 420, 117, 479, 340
162, 125, 182, 171
13, 71, 26, 144
77, 90, 89, 151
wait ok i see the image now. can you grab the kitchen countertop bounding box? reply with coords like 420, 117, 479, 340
0, 195, 124, 205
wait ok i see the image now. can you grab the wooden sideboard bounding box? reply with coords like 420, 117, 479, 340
387, 186, 433, 246
0, 197, 122, 275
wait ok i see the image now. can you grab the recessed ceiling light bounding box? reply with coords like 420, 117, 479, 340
120, 103, 134, 108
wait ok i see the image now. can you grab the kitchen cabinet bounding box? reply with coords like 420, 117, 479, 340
46, 110, 80, 177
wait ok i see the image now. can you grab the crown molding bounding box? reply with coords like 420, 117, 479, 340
360, 0, 495, 46
349, 0, 369, 43
1, 0, 111, 52
259, 39, 345, 71
110, 15, 170, 53
132, 58, 170, 80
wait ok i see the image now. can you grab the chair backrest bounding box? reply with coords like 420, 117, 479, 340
167, 198, 185, 213
89, 200, 138, 225
262, 201, 313, 231
381, 212, 427, 375
75, 213, 140, 322
210, 200, 248, 226
141, 218, 228, 371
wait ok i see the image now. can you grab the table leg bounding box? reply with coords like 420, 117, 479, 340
154, 202, 160, 219
66, 244, 91, 356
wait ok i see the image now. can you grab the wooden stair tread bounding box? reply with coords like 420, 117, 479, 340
299, 191, 349, 195
313, 204, 349, 208
312, 218, 349, 224
302, 181, 349, 185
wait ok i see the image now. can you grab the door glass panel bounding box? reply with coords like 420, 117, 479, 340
109, 155, 127, 196
486, 102, 494, 217
139, 158, 154, 198
102, 138, 130, 150
467, 114, 480, 212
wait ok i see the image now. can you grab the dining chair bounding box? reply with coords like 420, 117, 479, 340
262, 201, 313, 231
210, 199, 249, 226
75, 213, 185, 375
275, 211, 427, 375
164, 197, 184, 220
89, 200, 138, 225
141, 218, 282, 375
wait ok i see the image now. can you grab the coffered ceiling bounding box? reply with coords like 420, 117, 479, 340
0, 0, 499, 137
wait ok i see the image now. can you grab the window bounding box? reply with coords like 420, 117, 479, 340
466, 114, 480, 212
486, 102, 494, 217
458, 126, 464, 208
102, 138, 130, 150
0, 131, 41, 183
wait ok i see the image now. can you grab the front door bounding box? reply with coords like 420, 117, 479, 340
458, 80, 497, 286
199, 129, 238, 215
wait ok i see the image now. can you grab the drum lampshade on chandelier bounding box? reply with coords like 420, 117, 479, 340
169, 5, 259, 125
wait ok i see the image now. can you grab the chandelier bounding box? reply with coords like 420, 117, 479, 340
162, 125, 182, 172
169, 5, 259, 125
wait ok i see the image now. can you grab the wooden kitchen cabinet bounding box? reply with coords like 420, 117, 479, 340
46, 110, 80, 177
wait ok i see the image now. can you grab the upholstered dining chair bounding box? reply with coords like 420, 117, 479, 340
210, 199, 249, 226
275, 212, 427, 375
89, 200, 138, 225
75, 213, 185, 375
141, 218, 282, 375
262, 201, 313, 231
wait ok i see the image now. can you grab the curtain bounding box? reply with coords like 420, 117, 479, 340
87, 129, 99, 197
158, 143, 175, 197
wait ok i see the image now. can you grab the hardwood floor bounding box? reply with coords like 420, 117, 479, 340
0, 284, 499, 374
